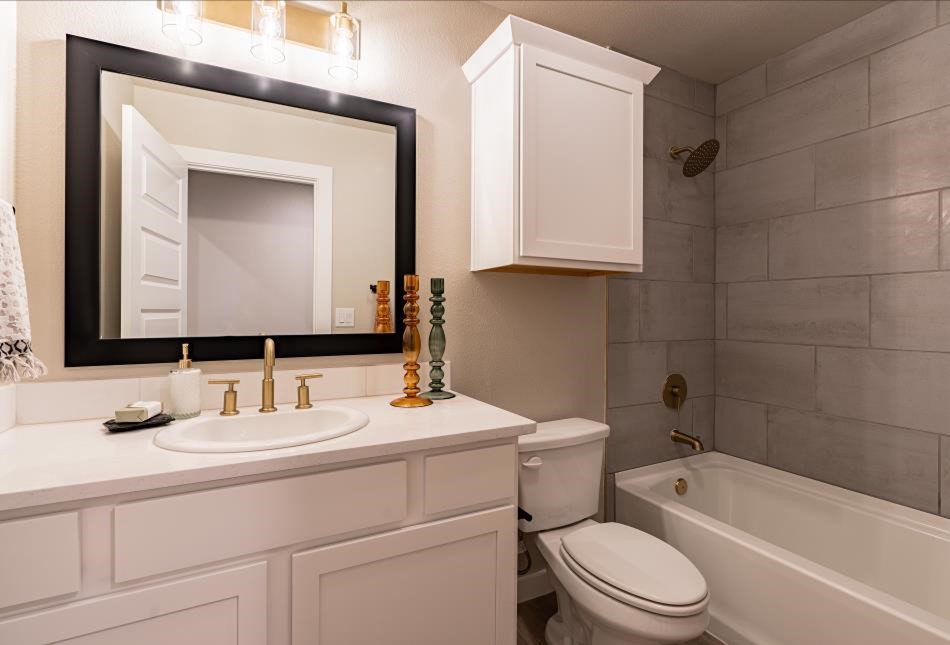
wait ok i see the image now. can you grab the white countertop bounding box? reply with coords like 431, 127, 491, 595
0, 394, 535, 513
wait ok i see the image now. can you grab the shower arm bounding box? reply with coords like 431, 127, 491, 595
669, 145, 695, 159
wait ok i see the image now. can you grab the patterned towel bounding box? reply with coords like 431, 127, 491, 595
0, 200, 46, 383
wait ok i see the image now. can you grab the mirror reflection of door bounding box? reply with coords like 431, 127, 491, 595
100, 71, 395, 340
120, 105, 189, 338
120, 107, 333, 338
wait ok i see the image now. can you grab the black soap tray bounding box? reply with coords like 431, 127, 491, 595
103, 413, 175, 433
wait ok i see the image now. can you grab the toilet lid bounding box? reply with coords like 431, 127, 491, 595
560, 523, 707, 608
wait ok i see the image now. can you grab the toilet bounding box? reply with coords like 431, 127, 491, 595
519, 419, 709, 645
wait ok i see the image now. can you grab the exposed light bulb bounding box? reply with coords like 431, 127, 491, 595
161, 0, 203, 47
251, 0, 287, 64
328, 2, 360, 80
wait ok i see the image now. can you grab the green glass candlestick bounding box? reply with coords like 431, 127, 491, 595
421, 277, 455, 400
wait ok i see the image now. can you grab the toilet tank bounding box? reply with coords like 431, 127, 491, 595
517, 418, 610, 532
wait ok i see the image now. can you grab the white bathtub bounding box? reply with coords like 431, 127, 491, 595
615, 452, 950, 645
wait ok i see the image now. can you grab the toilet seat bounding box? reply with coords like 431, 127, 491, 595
559, 522, 708, 618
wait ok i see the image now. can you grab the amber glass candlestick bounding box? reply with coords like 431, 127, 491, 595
374, 280, 393, 333
390, 275, 432, 408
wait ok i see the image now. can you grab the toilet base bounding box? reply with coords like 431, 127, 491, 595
544, 573, 681, 645
545, 612, 661, 645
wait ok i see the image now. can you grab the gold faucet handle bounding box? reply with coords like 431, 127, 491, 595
208, 379, 240, 416
295, 373, 323, 410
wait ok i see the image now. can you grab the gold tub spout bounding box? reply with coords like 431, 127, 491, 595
671, 429, 704, 451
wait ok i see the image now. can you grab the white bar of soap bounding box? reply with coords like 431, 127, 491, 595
115, 401, 163, 423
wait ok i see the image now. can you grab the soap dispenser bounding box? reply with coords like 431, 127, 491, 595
165, 343, 202, 419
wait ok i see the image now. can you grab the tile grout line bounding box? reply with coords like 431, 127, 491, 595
720, 186, 944, 230
867, 273, 873, 349
940, 190, 944, 269
722, 8, 943, 113
716, 335, 950, 356
700, 266, 950, 287
715, 394, 947, 441
717, 99, 950, 176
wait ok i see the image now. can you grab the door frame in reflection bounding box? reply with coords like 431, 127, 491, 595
174, 145, 333, 336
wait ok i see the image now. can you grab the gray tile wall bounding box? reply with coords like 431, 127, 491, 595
714, 1, 950, 516
606, 69, 716, 478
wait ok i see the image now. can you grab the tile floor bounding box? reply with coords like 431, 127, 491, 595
517, 593, 725, 645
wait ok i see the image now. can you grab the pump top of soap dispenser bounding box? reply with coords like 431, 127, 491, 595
178, 343, 192, 369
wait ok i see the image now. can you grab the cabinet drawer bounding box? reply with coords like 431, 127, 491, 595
424, 444, 515, 515
0, 512, 80, 610
115, 461, 407, 582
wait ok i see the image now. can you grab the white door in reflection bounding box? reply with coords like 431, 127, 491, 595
120, 105, 189, 338
119, 108, 333, 338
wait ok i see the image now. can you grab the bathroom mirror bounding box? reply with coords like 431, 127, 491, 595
65, 36, 415, 366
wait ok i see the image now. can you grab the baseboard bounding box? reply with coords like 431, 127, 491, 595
517, 567, 553, 603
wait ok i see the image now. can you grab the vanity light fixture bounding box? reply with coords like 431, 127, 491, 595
328, 2, 360, 81
251, 0, 287, 64
160, 0, 204, 47
157, 0, 361, 80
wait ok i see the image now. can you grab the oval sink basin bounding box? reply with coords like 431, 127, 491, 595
154, 406, 369, 453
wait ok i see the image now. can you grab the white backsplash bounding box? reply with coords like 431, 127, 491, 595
0, 384, 14, 432
6, 362, 451, 427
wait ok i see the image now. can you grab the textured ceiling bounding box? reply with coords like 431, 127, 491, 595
481, 0, 888, 84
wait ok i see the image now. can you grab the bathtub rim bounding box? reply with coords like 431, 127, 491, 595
614, 452, 950, 641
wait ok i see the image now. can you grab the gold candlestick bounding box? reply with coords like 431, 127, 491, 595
390, 275, 432, 408
374, 280, 393, 333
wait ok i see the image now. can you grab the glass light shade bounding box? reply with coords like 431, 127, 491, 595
161, 0, 203, 47
251, 0, 286, 64
328, 3, 360, 80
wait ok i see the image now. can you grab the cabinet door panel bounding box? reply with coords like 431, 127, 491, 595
0, 562, 266, 645
521, 44, 643, 265
0, 512, 80, 610
293, 506, 516, 645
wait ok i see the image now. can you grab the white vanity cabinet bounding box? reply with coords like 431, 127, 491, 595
0, 442, 520, 645
463, 16, 660, 275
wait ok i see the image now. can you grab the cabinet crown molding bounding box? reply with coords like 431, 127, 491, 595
462, 15, 660, 84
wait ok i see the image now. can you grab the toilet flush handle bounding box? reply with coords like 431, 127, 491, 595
521, 456, 543, 469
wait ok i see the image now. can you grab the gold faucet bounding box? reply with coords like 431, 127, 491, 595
260, 338, 277, 413
671, 429, 704, 451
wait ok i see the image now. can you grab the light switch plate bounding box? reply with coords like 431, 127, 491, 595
335, 308, 355, 327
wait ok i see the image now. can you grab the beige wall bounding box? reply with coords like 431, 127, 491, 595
0, 0, 15, 204
15, 1, 606, 424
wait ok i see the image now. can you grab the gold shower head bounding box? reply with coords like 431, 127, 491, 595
670, 139, 720, 177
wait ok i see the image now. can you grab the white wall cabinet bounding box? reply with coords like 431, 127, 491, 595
0, 442, 518, 645
464, 16, 660, 275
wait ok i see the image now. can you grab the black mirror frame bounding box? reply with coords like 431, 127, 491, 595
65, 35, 414, 367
